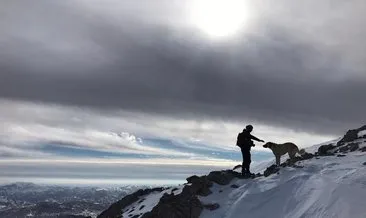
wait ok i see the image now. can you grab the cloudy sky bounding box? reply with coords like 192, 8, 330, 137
0, 0, 365, 186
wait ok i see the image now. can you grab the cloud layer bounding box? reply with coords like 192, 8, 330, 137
1, 0, 366, 135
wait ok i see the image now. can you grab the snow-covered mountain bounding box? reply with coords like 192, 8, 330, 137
0, 183, 141, 218
98, 125, 366, 218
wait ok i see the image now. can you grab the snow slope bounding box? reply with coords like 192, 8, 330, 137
200, 142, 366, 218
99, 128, 366, 218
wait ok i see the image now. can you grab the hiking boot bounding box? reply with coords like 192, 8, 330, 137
241, 171, 254, 178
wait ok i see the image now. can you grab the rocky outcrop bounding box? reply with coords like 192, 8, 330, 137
264, 165, 280, 177
142, 190, 203, 218
349, 143, 360, 151
207, 170, 241, 185
337, 125, 366, 146
97, 188, 164, 218
186, 175, 213, 196
338, 143, 360, 153
317, 144, 335, 156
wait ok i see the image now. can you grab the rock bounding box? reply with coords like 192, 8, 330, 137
301, 152, 314, 160
363, 162, 366, 166
280, 152, 315, 167
349, 143, 359, 152
186, 175, 200, 183
264, 164, 280, 177
186, 175, 213, 196
219, 190, 223, 193
337, 154, 346, 157
230, 184, 239, 188
337, 125, 366, 146
97, 187, 165, 218
339, 146, 349, 153
142, 192, 203, 218
139, 205, 145, 210
318, 144, 335, 156
207, 170, 240, 185
203, 203, 220, 211
360, 147, 366, 152
338, 143, 360, 153
138, 199, 145, 204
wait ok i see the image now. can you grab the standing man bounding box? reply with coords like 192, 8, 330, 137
236, 125, 264, 176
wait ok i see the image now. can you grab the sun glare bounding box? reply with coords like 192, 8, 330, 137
190, 0, 249, 38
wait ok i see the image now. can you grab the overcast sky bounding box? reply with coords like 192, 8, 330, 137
0, 0, 365, 185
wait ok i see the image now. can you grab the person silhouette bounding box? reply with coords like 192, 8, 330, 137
236, 125, 264, 176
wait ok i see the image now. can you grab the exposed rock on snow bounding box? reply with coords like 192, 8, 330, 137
142, 189, 203, 218
337, 125, 366, 146
97, 188, 165, 218
230, 184, 239, 189
186, 175, 213, 196
264, 164, 280, 177
206, 170, 241, 185
203, 203, 220, 211
317, 144, 335, 156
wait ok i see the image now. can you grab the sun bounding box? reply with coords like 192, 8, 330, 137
189, 0, 249, 38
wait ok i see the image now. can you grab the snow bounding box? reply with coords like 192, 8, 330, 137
121, 186, 183, 217
199, 149, 366, 218
118, 140, 366, 218
358, 130, 366, 138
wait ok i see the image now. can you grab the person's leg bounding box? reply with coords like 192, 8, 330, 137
241, 148, 247, 175
245, 150, 252, 174
242, 149, 251, 175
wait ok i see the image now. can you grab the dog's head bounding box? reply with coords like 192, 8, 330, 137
263, 142, 275, 149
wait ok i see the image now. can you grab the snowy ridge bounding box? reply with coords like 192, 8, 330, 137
200, 147, 366, 218
98, 126, 366, 218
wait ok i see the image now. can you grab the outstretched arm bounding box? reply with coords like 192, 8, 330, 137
250, 134, 264, 142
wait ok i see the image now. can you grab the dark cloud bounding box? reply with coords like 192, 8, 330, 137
1, 0, 365, 135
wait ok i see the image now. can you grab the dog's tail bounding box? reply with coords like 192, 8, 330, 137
233, 164, 242, 170
298, 148, 306, 155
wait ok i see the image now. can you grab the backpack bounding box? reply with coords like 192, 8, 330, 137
236, 132, 244, 146
236, 132, 254, 148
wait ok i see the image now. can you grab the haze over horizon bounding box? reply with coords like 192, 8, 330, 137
1, 0, 365, 185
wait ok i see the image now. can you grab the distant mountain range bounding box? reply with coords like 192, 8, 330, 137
0, 183, 142, 218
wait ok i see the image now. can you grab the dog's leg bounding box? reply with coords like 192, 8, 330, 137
288, 152, 295, 166
276, 155, 281, 166
288, 149, 297, 166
